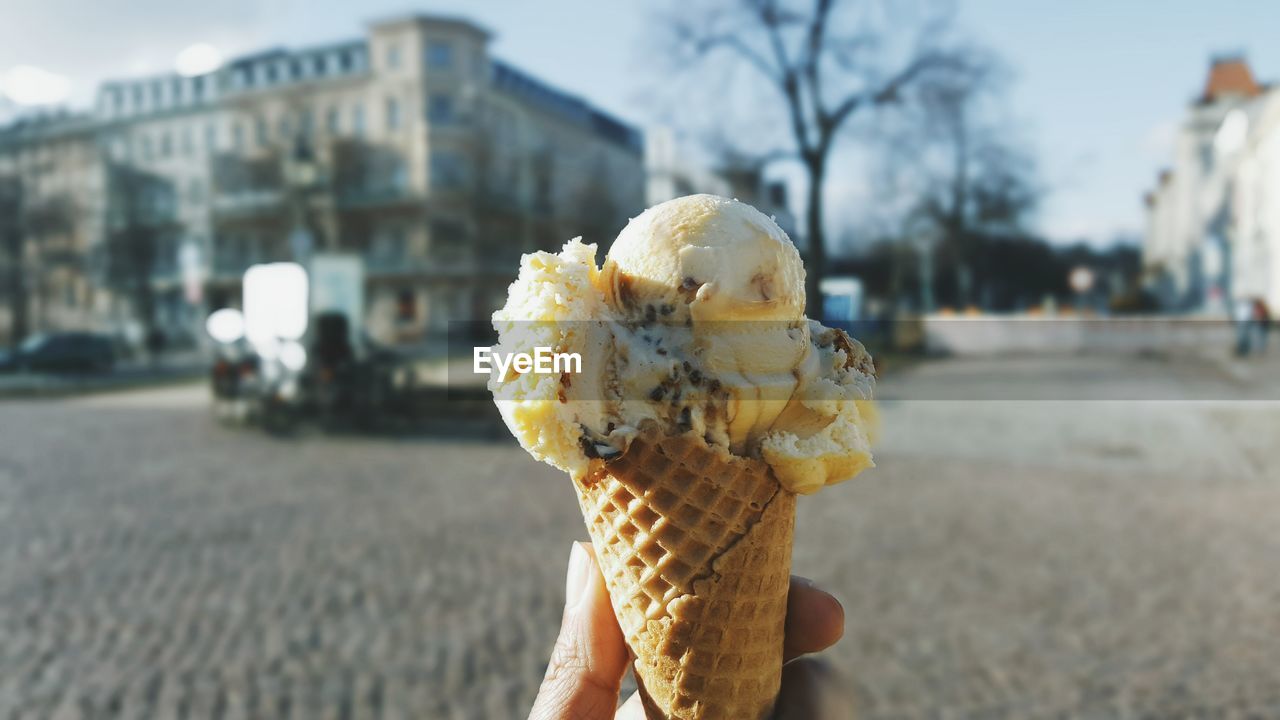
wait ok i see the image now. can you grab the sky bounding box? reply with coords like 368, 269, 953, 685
3, 0, 1279, 248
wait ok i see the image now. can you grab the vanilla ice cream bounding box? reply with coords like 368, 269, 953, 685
490, 194, 875, 494
602, 193, 806, 323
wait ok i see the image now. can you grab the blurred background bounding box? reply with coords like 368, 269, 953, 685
2, 1, 1279, 718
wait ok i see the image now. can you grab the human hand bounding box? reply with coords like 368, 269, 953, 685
529, 542, 855, 719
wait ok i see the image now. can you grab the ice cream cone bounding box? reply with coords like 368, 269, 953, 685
573, 422, 796, 720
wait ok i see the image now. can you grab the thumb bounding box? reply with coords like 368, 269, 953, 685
529, 542, 629, 720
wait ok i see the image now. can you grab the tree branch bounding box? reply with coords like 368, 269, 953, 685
755, 0, 816, 157
805, 0, 835, 132
828, 51, 949, 133
670, 16, 781, 87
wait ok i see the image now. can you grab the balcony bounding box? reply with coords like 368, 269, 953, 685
335, 186, 422, 211
211, 190, 287, 219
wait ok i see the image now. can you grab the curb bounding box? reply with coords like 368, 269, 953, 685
0, 371, 205, 400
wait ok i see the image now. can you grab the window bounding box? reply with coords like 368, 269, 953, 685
290, 59, 302, 79
426, 41, 454, 69
182, 126, 194, 156
299, 108, 314, 137
386, 44, 401, 69
326, 106, 340, 134
264, 63, 277, 84
204, 122, 217, 152
232, 123, 244, 150
396, 288, 417, 322
339, 51, 352, 72
428, 93, 455, 124
389, 157, 408, 191
431, 220, 467, 261
352, 104, 365, 137
189, 177, 205, 204
369, 226, 408, 267
255, 116, 268, 146
532, 148, 554, 210
278, 114, 292, 139
431, 151, 466, 189
139, 134, 154, 161
159, 131, 172, 158
386, 97, 401, 131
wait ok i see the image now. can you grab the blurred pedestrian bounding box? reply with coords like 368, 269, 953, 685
1235, 298, 1255, 357
1253, 298, 1272, 355
529, 542, 855, 720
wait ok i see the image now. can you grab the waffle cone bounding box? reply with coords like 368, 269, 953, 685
574, 423, 796, 720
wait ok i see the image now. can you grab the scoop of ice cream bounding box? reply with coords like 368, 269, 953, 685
489, 239, 613, 480
601, 195, 812, 450
601, 194, 805, 323
489, 196, 876, 495
760, 322, 876, 493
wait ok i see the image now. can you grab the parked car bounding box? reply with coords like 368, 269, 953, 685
0, 332, 117, 373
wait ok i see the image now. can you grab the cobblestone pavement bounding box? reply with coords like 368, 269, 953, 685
2, 355, 1279, 719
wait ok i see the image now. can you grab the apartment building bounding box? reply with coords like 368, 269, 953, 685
0, 14, 645, 346
1142, 55, 1280, 313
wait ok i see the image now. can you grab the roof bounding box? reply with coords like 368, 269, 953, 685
1200, 56, 1262, 104
368, 13, 492, 39
491, 60, 642, 154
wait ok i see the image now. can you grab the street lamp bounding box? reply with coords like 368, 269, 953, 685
904, 213, 938, 314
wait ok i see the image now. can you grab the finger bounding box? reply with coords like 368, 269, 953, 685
528, 542, 630, 720
773, 657, 858, 720
783, 576, 845, 663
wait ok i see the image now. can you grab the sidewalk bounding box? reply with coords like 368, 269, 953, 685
1209, 351, 1280, 397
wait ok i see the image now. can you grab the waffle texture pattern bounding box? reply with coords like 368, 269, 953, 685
576, 423, 796, 719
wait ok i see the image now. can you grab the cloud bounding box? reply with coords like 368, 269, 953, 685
0, 0, 269, 107
176, 44, 225, 78
0, 65, 70, 106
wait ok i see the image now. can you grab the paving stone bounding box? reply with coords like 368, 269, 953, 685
0, 368, 1278, 718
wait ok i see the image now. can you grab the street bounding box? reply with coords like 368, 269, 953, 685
2, 354, 1279, 719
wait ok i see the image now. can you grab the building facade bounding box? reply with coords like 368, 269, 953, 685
1143, 56, 1280, 314
0, 14, 645, 347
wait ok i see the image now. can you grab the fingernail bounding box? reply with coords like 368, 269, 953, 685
791, 575, 816, 590
564, 542, 592, 611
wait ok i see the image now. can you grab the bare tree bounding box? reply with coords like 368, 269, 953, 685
0, 177, 79, 347
26, 193, 80, 328
0, 177, 27, 348
103, 163, 180, 340
875, 50, 1038, 308
659, 0, 962, 313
